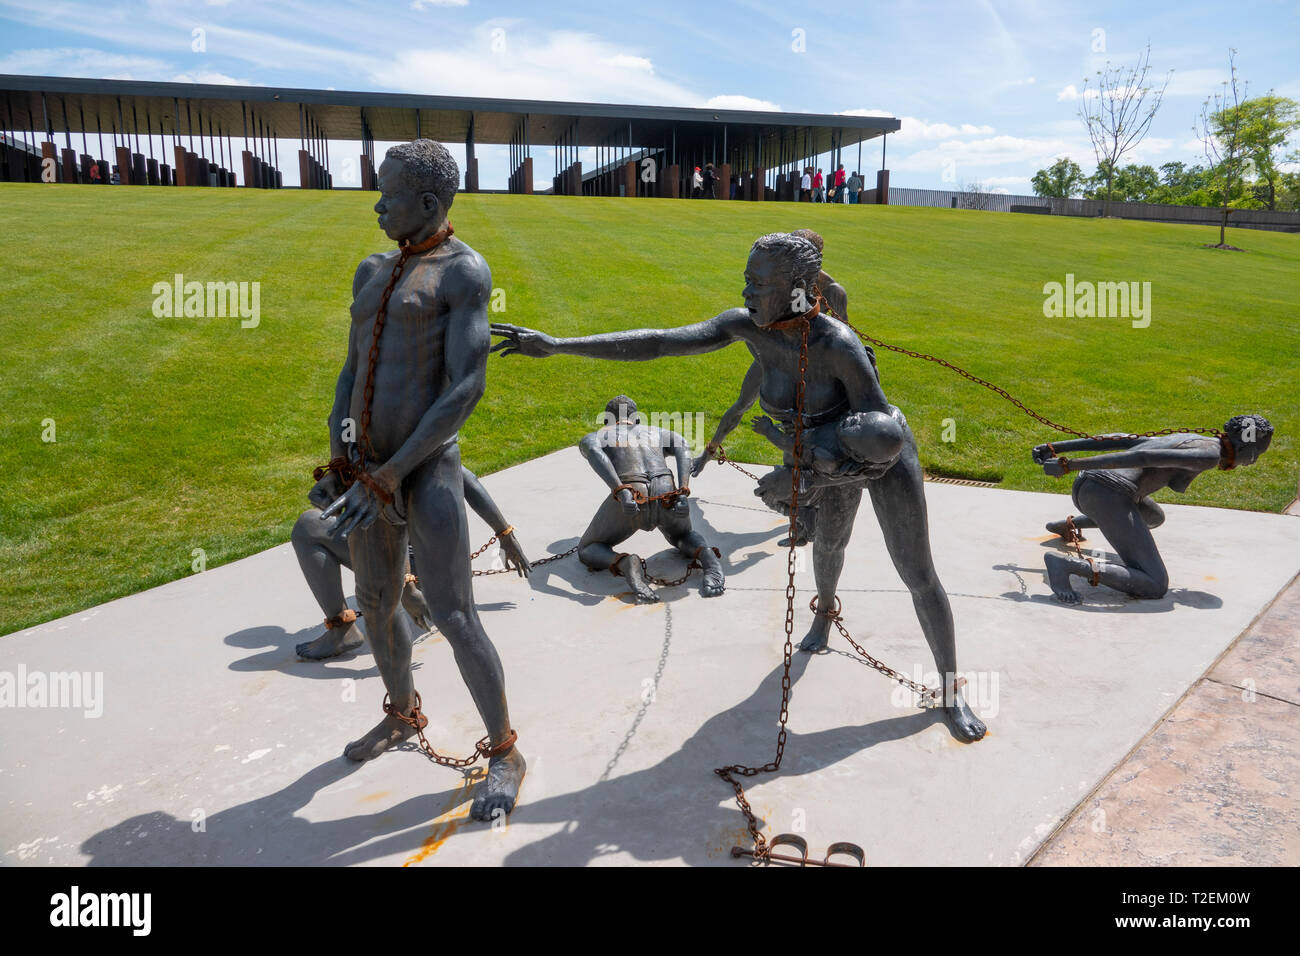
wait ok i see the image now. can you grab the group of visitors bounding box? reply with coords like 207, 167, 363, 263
691, 163, 720, 198
799, 164, 866, 203
689, 160, 867, 202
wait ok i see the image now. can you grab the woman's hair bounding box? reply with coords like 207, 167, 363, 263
1224, 414, 1274, 449
750, 232, 821, 293
789, 228, 824, 253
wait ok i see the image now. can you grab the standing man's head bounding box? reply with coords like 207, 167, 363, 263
374, 139, 459, 243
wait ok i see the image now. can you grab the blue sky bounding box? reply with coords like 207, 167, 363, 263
2, 0, 1297, 190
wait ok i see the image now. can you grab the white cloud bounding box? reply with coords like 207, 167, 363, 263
410, 0, 468, 8
838, 107, 895, 118
0, 46, 170, 80
704, 94, 781, 111
171, 70, 256, 86
599, 53, 654, 73
1056, 84, 1099, 102
894, 118, 996, 141
368, 27, 695, 105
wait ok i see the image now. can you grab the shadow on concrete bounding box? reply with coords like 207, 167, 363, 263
225, 624, 381, 680
78, 757, 474, 866
82, 639, 946, 867
500, 651, 945, 867
995, 562, 1223, 611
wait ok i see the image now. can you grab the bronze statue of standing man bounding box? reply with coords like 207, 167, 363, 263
317, 139, 525, 821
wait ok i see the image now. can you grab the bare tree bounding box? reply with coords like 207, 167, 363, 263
1078, 42, 1172, 217
1196, 50, 1249, 249
958, 180, 992, 211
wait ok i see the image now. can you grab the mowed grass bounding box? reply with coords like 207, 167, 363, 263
1, 183, 1297, 635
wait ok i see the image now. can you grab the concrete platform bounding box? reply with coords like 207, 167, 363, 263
2, 448, 1297, 866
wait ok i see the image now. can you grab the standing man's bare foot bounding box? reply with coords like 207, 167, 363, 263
1044, 553, 1082, 604
616, 555, 660, 604
343, 711, 427, 761
297, 621, 365, 660
470, 747, 527, 821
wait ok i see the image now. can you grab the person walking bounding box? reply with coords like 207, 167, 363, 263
834, 164, 847, 203
691, 165, 703, 198
812, 168, 824, 203
848, 170, 863, 203
703, 162, 717, 199
800, 167, 812, 202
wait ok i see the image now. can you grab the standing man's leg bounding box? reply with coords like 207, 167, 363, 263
342, 514, 416, 759
407, 448, 526, 820
865, 427, 986, 741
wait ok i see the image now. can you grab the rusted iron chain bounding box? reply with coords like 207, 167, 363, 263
707, 444, 762, 482
840, 317, 1224, 443
313, 225, 454, 495
383, 690, 515, 768
1061, 515, 1101, 587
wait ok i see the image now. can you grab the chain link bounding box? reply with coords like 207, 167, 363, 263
383, 690, 515, 769
841, 318, 1224, 443
709, 444, 763, 482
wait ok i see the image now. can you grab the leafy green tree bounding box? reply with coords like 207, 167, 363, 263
1083, 161, 1161, 202
1232, 95, 1300, 209
1031, 157, 1084, 198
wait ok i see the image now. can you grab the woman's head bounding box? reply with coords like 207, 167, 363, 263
744, 232, 822, 327
1224, 414, 1273, 465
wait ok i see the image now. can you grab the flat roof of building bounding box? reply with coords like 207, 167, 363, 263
0, 74, 900, 153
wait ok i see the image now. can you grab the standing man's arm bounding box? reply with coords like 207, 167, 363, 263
328, 335, 358, 461
378, 254, 493, 489
328, 256, 383, 459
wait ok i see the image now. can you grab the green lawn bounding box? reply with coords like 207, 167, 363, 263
2, 184, 1296, 636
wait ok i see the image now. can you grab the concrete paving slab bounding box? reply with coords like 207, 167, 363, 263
1208, 582, 1300, 707
2, 448, 1297, 866
1030, 678, 1300, 866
